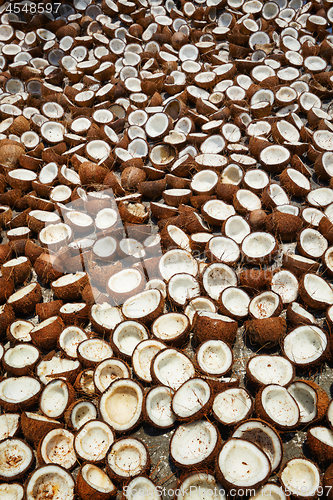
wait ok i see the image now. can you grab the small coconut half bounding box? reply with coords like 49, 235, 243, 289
74, 420, 114, 463
144, 385, 176, 429
280, 459, 321, 499
25, 465, 75, 500
213, 388, 253, 426
76, 463, 116, 500
0, 438, 33, 481
256, 384, 299, 430
283, 326, 328, 368
170, 420, 220, 468
132, 339, 166, 383
107, 438, 149, 479
216, 438, 271, 491
172, 378, 212, 421
151, 348, 195, 390
247, 355, 294, 387
249, 291, 282, 319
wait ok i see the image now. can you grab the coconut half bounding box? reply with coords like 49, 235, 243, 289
175, 472, 225, 500
256, 384, 299, 430
38, 428, 76, 470
112, 320, 149, 357
232, 419, 282, 473
170, 420, 220, 468
74, 420, 114, 463
216, 438, 271, 491
196, 339, 233, 377
99, 379, 143, 432
132, 339, 166, 383
25, 465, 75, 500
280, 459, 321, 499
0, 438, 33, 480
213, 388, 253, 426
107, 438, 149, 479
247, 355, 294, 387
172, 378, 212, 421
151, 348, 195, 390
283, 326, 328, 367
144, 385, 176, 429
249, 291, 282, 319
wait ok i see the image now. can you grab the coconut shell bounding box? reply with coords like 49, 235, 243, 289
193, 313, 238, 346
286, 303, 315, 327
76, 464, 116, 500
319, 216, 333, 245
21, 411, 62, 447
265, 212, 303, 243
299, 275, 330, 309
282, 253, 320, 277
150, 202, 177, 220
51, 273, 89, 302
121, 166, 146, 191
0, 303, 15, 337
34, 253, 63, 284
60, 302, 90, 326
36, 300, 64, 321
0, 378, 41, 412
82, 284, 110, 305
7, 208, 30, 230
25, 240, 46, 264
79, 161, 108, 185
255, 389, 299, 431
0, 277, 14, 304
138, 178, 166, 200
118, 201, 149, 224
74, 369, 96, 396
301, 380, 329, 423
215, 183, 239, 204
30, 316, 65, 351
1, 257, 32, 284
239, 269, 273, 293
0, 242, 12, 265
307, 426, 333, 465
8, 282, 42, 315
245, 317, 287, 348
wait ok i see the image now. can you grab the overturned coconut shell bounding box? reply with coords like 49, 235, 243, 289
193, 311, 238, 346
245, 317, 287, 348
266, 212, 303, 242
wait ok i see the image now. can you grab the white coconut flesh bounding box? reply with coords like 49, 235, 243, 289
252, 483, 287, 500
303, 274, 333, 306
217, 438, 271, 487
290, 302, 315, 323
221, 164, 243, 185
26, 465, 75, 500
308, 188, 333, 208
213, 388, 252, 424
286, 169, 310, 191
232, 420, 282, 472
261, 385, 299, 427
124, 476, 160, 500
249, 291, 280, 319
40, 428, 76, 469
300, 229, 328, 258
100, 380, 143, 431
59, 327, 88, 358
281, 459, 321, 498
109, 432, 148, 479
50, 185, 72, 203
8, 283, 38, 305
75, 420, 114, 461
224, 216, 250, 244
132, 340, 166, 383
94, 359, 130, 394
0, 376, 40, 404
145, 279, 167, 298
202, 264, 237, 300
0, 438, 33, 478
108, 269, 144, 296
287, 382, 317, 423
7, 228, 30, 239
159, 250, 198, 280
4, 344, 39, 369
113, 321, 148, 356
220, 287, 250, 318
39, 223, 72, 246
310, 427, 333, 450
60, 303, 87, 316
170, 420, 218, 466
0, 483, 24, 500
191, 170, 218, 193
184, 297, 217, 324
9, 320, 33, 342
95, 208, 118, 230
36, 354, 80, 385
168, 273, 200, 305
172, 378, 211, 419
248, 355, 294, 386
283, 326, 327, 366
52, 272, 86, 289
29, 210, 60, 223
208, 237, 240, 264
146, 385, 175, 428
78, 339, 113, 363
277, 205, 299, 216
66, 211, 93, 228
166, 225, 190, 251
91, 304, 123, 330
236, 190, 261, 211
267, 184, 289, 206
122, 289, 161, 320
119, 238, 145, 258
68, 400, 97, 430
81, 463, 116, 494
92, 236, 117, 259
0, 413, 20, 440
197, 340, 233, 376
176, 473, 225, 500
203, 200, 235, 222
152, 349, 195, 390
271, 271, 299, 304
242, 233, 276, 259
152, 313, 189, 342
261, 146, 290, 167
40, 380, 70, 418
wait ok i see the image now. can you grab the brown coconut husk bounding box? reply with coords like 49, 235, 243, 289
265, 212, 303, 243
245, 317, 287, 348
193, 312, 238, 346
